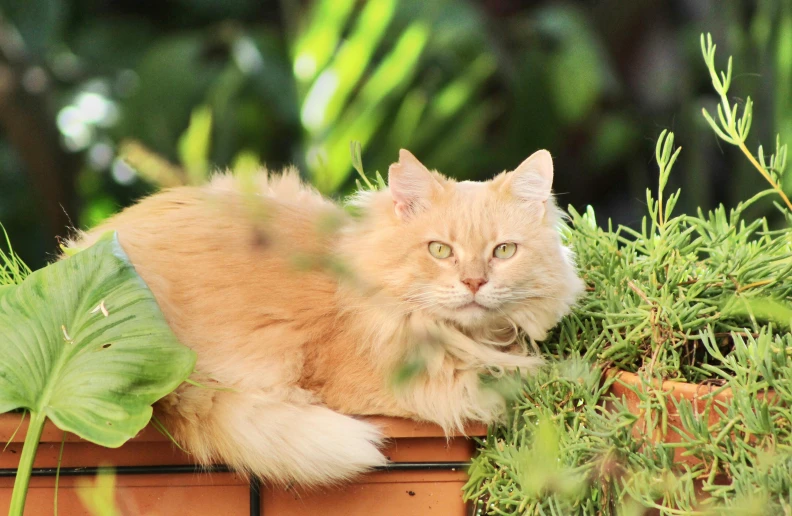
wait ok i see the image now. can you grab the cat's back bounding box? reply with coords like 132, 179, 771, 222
75, 169, 346, 369
83, 168, 340, 251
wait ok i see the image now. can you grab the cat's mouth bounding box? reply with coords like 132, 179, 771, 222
459, 301, 487, 311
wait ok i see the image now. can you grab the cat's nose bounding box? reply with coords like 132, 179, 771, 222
462, 278, 487, 294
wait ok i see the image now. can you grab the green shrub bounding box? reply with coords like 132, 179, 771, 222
466, 34, 792, 515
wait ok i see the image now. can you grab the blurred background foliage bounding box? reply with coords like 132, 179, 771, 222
0, 0, 791, 268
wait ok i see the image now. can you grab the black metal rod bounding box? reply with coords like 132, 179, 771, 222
375, 461, 470, 471
249, 479, 261, 516
0, 461, 469, 478
0, 464, 231, 477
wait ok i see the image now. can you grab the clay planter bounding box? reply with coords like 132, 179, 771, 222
608, 370, 743, 466
0, 413, 486, 515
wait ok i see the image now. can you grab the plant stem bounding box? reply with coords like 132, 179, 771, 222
658, 188, 664, 230
9, 411, 46, 516
737, 141, 792, 212
54, 431, 66, 516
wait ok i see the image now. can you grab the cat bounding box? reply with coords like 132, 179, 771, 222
69, 148, 584, 486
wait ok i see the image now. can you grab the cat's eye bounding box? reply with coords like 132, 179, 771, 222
428, 241, 452, 259
493, 242, 517, 259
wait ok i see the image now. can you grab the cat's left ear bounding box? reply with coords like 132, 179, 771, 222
388, 149, 441, 220
502, 150, 553, 215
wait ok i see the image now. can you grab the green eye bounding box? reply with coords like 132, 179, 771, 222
428, 241, 452, 259
494, 242, 517, 259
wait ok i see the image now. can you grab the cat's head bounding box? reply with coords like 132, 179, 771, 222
346, 149, 584, 341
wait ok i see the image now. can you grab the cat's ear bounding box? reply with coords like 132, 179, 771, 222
388, 149, 440, 220
502, 150, 553, 216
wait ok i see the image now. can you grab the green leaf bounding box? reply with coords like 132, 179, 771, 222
726, 297, 792, 330
0, 232, 196, 446
349, 140, 374, 190
298, 0, 397, 134
1, 226, 30, 286
231, 149, 261, 178
539, 5, 608, 124
177, 106, 213, 185
2, 0, 67, 56
291, 0, 357, 84
413, 54, 496, 145
313, 21, 430, 193
76, 467, 121, 516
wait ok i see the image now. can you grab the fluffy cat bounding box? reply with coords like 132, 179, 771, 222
70, 149, 583, 486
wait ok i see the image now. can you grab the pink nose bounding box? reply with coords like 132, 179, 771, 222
462, 278, 487, 293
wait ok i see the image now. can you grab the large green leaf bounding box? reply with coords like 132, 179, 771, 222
0, 232, 195, 447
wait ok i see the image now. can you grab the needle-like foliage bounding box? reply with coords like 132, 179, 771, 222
466, 34, 792, 515
0, 227, 30, 287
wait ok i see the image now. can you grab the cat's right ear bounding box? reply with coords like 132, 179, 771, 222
499, 150, 554, 219
388, 149, 440, 220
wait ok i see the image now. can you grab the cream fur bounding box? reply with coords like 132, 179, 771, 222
70, 150, 584, 486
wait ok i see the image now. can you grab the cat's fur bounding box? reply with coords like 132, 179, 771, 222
71, 149, 584, 486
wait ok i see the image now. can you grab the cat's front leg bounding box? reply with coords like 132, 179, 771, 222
393, 361, 510, 434
442, 329, 544, 373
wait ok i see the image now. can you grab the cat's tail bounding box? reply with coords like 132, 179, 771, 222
157, 387, 386, 486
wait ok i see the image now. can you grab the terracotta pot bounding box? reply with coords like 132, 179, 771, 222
607, 370, 744, 466
0, 413, 486, 515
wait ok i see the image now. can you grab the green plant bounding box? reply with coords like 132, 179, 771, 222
76, 466, 122, 516
290, 0, 495, 194
0, 233, 195, 515
700, 33, 791, 214
0, 228, 29, 289
464, 359, 640, 514
120, 104, 261, 188
543, 129, 792, 382
465, 355, 791, 514
466, 33, 792, 514
117, 0, 496, 199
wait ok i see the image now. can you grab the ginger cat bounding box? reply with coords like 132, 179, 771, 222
71, 149, 583, 485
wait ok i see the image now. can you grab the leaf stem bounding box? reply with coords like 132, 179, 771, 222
736, 141, 792, 212
54, 431, 66, 516
9, 411, 46, 516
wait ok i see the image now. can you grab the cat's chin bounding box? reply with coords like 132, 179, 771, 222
439, 303, 496, 328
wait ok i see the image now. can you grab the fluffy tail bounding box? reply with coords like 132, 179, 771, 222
158, 388, 386, 486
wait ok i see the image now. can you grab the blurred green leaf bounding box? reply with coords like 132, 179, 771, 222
311, 22, 430, 193
777, 4, 792, 192
726, 296, 792, 329
537, 5, 609, 124
231, 149, 260, 177
71, 19, 156, 70
424, 101, 496, 173
386, 89, 429, 150
299, 0, 398, 134
589, 114, 639, 168
177, 106, 213, 184
119, 36, 224, 157
291, 0, 357, 85
2, 0, 66, 55
80, 197, 118, 228
76, 467, 120, 516
413, 54, 496, 145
